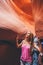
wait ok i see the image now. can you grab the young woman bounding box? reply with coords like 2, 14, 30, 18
16, 32, 34, 65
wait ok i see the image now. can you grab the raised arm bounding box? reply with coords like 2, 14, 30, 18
16, 35, 23, 48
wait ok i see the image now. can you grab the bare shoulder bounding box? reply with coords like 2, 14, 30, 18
21, 40, 25, 44
22, 40, 24, 42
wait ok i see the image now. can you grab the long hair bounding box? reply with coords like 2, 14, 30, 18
29, 33, 34, 55
29, 33, 34, 43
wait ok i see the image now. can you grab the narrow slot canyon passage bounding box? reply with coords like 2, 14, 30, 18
0, 0, 43, 65
0, 28, 21, 65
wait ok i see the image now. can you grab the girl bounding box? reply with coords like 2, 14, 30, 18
16, 32, 34, 65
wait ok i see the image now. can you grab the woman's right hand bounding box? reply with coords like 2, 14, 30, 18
16, 35, 19, 40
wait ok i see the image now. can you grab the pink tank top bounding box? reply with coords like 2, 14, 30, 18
20, 43, 32, 62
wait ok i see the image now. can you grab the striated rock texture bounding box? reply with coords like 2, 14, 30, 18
32, 0, 43, 38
